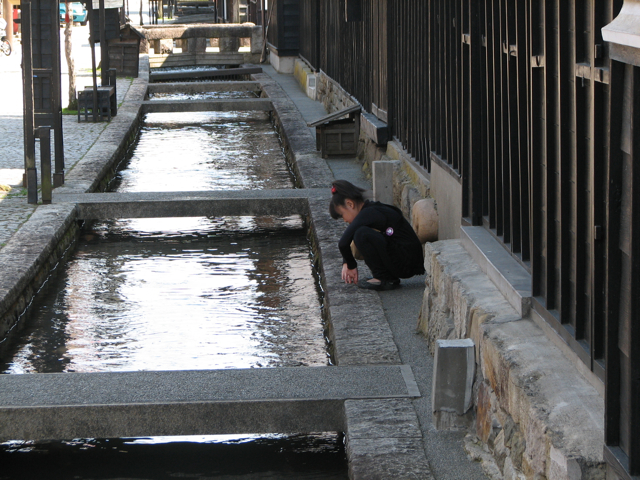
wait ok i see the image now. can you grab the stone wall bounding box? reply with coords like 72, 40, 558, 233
419, 240, 605, 480
316, 71, 359, 115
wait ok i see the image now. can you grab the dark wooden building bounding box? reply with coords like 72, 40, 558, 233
108, 24, 144, 77
278, 0, 640, 478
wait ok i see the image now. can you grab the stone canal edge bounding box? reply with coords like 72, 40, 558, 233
0, 55, 434, 479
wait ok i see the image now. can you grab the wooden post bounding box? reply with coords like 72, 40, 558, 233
100, 0, 108, 87
37, 127, 52, 204
87, 1, 99, 122
51, 1, 65, 187
21, 0, 37, 204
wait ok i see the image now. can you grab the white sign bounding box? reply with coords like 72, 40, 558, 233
91, 0, 124, 9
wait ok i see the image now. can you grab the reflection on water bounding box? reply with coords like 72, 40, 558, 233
0, 107, 345, 478
0, 433, 348, 480
113, 111, 293, 193
2, 216, 328, 374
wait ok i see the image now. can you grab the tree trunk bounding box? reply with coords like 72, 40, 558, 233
140, 0, 144, 25
64, 2, 77, 110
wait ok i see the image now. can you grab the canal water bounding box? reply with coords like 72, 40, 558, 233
115, 110, 293, 193
147, 90, 259, 100
0, 103, 348, 478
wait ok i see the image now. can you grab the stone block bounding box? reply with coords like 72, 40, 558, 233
476, 381, 494, 443
219, 36, 240, 53
187, 37, 207, 54
250, 26, 263, 54
373, 160, 398, 205
411, 198, 438, 243
432, 338, 475, 429
347, 437, 433, 480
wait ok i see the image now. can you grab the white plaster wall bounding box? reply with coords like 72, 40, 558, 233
430, 161, 462, 239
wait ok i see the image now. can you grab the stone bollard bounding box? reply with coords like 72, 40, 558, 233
432, 338, 475, 430
373, 160, 399, 205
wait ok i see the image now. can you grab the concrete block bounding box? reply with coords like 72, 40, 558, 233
347, 437, 433, 480
430, 160, 462, 239
361, 111, 389, 145
373, 160, 398, 205
269, 52, 295, 74
432, 338, 475, 429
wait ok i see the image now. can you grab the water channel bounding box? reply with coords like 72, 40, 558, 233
0, 92, 348, 478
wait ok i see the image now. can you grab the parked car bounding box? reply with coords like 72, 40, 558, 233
59, 2, 88, 26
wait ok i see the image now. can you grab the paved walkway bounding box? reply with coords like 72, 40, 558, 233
0, 37, 487, 478
262, 64, 487, 480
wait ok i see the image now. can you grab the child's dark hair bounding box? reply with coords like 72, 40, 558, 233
329, 180, 366, 219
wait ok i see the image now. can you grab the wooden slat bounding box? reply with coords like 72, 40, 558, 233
627, 62, 640, 476
604, 35, 625, 458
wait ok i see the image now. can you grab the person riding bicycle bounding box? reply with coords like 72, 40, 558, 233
0, 15, 11, 56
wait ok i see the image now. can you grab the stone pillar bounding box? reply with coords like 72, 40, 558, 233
175, 38, 188, 51
251, 26, 263, 54
187, 37, 207, 53
432, 338, 475, 430
153, 39, 174, 54
373, 160, 398, 205
219, 36, 240, 52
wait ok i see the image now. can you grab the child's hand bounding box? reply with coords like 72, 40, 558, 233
342, 264, 358, 284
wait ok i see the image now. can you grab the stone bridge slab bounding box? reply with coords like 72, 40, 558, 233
141, 98, 272, 114
0, 365, 418, 441
146, 81, 262, 95
54, 189, 325, 219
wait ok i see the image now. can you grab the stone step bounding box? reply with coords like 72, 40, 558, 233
0, 365, 419, 441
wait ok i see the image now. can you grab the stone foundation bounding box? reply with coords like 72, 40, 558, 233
419, 240, 606, 480
316, 71, 359, 115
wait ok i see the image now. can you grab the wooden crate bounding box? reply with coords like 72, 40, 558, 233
308, 105, 361, 158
